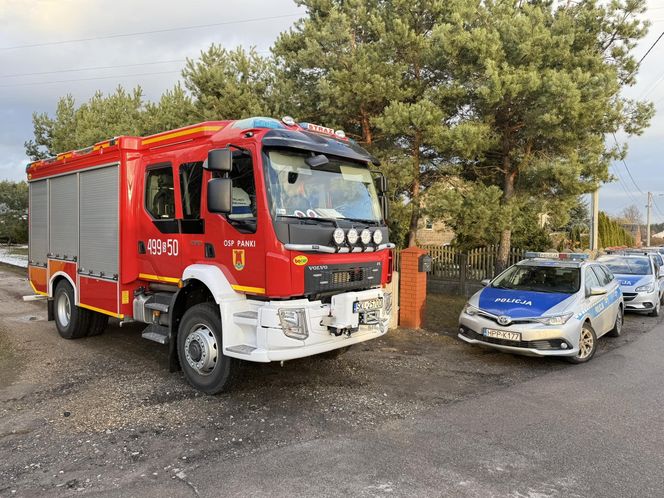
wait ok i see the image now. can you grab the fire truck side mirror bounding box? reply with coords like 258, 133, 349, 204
207, 178, 233, 214
206, 148, 233, 172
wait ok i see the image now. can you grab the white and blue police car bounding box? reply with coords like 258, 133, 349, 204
458, 252, 623, 363
596, 254, 662, 316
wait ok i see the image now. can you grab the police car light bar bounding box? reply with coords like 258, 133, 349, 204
524, 251, 589, 261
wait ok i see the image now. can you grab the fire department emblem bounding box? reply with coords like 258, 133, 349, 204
233, 249, 245, 271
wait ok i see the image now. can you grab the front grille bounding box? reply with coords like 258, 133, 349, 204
305, 262, 381, 294
623, 292, 637, 302
459, 327, 571, 351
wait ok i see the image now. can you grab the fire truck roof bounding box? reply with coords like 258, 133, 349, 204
26, 117, 379, 179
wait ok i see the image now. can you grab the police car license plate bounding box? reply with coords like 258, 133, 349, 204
483, 328, 521, 341
353, 297, 383, 313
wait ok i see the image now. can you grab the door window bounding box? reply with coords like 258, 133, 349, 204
585, 267, 601, 294
146, 166, 175, 219
219, 150, 257, 233
179, 162, 203, 219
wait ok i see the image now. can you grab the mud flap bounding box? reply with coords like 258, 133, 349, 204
47, 299, 54, 321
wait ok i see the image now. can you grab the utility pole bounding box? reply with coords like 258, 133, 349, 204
590, 190, 599, 251
646, 191, 652, 247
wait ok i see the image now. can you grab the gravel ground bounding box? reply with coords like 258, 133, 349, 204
0, 265, 660, 496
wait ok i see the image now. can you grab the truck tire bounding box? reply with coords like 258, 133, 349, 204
177, 302, 238, 394
86, 312, 109, 337
54, 280, 90, 340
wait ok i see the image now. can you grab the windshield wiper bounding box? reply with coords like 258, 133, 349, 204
277, 214, 379, 226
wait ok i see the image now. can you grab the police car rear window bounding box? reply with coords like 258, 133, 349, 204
597, 256, 652, 275
492, 265, 580, 294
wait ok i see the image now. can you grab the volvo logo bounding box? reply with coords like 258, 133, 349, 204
497, 315, 512, 326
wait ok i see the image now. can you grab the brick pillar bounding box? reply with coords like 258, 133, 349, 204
399, 246, 428, 329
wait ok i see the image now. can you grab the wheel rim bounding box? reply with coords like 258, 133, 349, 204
56, 291, 71, 328
577, 327, 594, 359
184, 324, 218, 376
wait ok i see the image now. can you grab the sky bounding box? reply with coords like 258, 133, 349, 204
0, 0, 663, 222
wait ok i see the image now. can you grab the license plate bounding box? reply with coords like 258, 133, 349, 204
353, 297, 383, 313
483, 328, 521, 341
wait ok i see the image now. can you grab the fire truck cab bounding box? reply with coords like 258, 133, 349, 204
26, 116, 394, 393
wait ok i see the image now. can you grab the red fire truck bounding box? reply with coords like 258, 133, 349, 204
26, 116, 394, 393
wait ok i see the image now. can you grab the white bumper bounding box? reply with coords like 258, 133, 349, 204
220, 288, 392, 362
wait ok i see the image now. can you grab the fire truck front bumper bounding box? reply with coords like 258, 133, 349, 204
224, 288, 392, 362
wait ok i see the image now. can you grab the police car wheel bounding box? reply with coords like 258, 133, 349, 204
649, 300, 660, 317
566, 323, 596, 364
607, 305, 623, 337
54, 280, 90, 340
177, 302, 239, 394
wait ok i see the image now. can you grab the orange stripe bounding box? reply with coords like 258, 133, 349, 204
141, 125, 223, 146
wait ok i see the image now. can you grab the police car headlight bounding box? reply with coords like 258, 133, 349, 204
278, 308, 308, 339
636, 282, 655, 293
536, 313, 573, 326
463, 304, 480, 316
347, 228, 359, 245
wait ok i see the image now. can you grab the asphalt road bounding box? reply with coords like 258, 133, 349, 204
1, 264, 663, 497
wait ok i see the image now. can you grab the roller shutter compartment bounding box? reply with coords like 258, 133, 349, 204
79, 165, 119, 278
29, 180, 48, 266
49, 174, 78, 260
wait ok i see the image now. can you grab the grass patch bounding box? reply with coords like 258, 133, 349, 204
424, 293, 467, 336
4, 245, 28, 256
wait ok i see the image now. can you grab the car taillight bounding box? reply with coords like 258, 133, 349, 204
387, 249, 393, 284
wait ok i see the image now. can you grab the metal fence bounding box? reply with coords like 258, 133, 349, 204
394, 245, 527, 296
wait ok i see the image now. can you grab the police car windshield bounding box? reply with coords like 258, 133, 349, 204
597, 256, 652, 275
491, 265, 580, 294
263, 150, 382, 223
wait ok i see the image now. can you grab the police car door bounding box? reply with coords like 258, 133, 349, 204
593, 264, 620, 333
583, 266, 610, 334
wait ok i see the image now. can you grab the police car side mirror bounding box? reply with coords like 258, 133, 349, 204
206, 148, 233, 172
207, 178, 232, 214
481, 279, 491, 287
589, 286, 607, 297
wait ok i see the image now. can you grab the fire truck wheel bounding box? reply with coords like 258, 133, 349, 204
86, 313, 109, 337
177, 302, 238, 394
54, 280, 90, 340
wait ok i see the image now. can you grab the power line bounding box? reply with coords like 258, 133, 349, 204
0, 59, 185, 79
0, 13, 302, 51
637, 30, 664, 66
612, 132, 644, 194
0, 70, 181, 88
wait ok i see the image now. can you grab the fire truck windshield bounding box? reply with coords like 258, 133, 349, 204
264, 149, 382, 223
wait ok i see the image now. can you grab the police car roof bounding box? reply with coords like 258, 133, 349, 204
516, 258, 586, 268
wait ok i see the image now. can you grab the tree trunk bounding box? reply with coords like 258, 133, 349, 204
497, 162, 516, 272
360, 108, 372, 145
407, 132, 422, 247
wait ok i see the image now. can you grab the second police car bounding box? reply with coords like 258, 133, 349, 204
596, 253, 663, 316
458, 253, 623, 363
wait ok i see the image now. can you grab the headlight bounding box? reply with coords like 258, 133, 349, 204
372, 229, 383, 244
636, 282, 655, 293
463, 304, 479, 316
536, 313, 573, 326
278, 308, 308, 339
360, 229, 372, 245
332, 228, 345, 246
347, 228, 359, 245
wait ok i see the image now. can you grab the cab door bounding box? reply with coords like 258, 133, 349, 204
583, 266, 611, 335
138, 161, 183, 283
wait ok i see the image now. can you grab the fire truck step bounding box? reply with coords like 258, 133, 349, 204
226, 344, 257, 355
233, 311, 258, 326
141, 324, 170, 345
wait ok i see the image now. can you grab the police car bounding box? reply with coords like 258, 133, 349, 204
596, 254, 662, 316
458, 252, 623, 363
